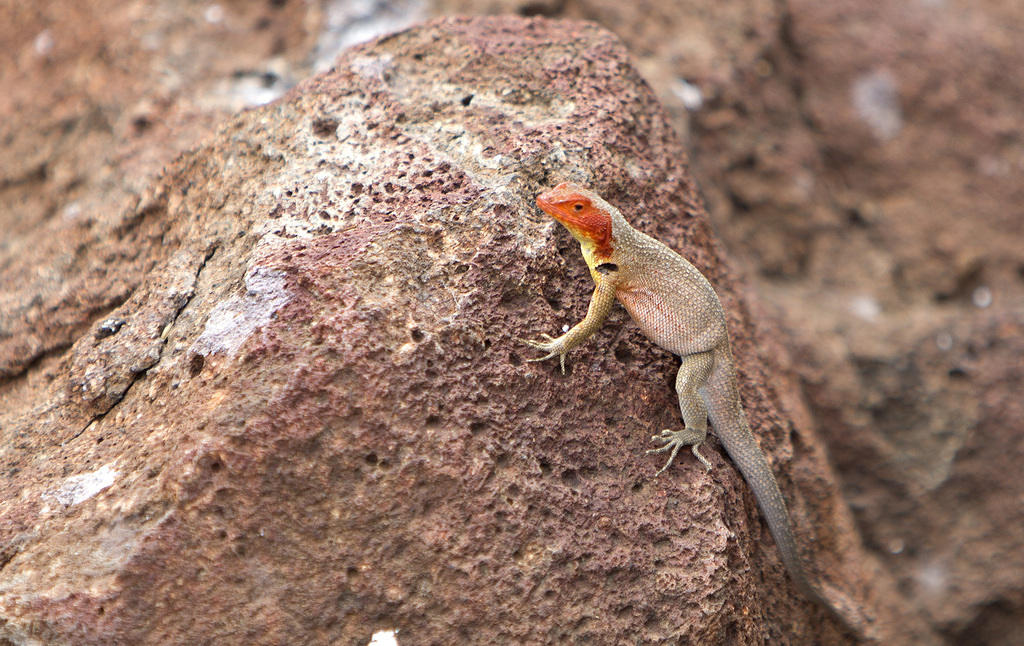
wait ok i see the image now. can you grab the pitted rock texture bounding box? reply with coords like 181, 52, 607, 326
0, 0, 326, 381
440, 2, 1024, 642
1, 15, 925, 646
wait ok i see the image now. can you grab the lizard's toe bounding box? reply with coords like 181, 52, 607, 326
520, 337, 552, 348
646, 429, 711, 474
525, 353, 556, 363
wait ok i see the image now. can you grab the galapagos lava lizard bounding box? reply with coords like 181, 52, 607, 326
523, 182, 868, 635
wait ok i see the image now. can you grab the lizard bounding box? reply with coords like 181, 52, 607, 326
522, 182, 869, 636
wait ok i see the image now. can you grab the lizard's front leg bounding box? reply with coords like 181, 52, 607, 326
648, 349, 714, 474
522, 273, 617, 373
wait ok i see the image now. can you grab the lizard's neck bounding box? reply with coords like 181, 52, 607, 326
579, 240, 614, 283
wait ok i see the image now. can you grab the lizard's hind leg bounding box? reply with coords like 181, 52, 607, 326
647, 350, 715, 474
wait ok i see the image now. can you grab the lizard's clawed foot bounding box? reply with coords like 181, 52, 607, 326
647, 428, 712, 475
519, 333, 569, 374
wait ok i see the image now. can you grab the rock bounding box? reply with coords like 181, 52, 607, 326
0, 0, 320, 381
433, 2, 1024, 642
0, 14, 923, 646
805, 312, 1024, 637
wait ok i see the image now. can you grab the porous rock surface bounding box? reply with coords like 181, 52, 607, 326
441, 3, 1024, 642
1, 15, 926, 645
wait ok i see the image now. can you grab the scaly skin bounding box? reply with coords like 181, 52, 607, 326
524, 182, 870, 636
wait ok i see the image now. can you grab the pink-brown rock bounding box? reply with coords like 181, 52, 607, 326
1, 15, 929, 645
435, 3, 1024, 643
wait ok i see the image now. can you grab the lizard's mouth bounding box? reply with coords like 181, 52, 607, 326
535, 193, 558, 216
535, 195, 581, 229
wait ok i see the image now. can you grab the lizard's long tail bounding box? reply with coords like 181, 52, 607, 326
704, 346, 873, 638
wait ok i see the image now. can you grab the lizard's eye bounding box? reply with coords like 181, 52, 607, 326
573, 202, 584, 212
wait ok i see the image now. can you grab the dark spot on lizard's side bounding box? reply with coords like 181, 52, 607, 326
460, 94, 473, 106
597, 263, 619, 274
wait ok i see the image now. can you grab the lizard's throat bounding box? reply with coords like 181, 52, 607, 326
579, 239, 613, 270
562, 225, 613, 261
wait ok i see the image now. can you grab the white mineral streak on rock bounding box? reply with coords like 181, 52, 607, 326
48, 463, 119, 506
367, 629, 400, 646
192, 267, 291, 356
671, 78, 704, 111
852, 69, 902, 140
314, 0, 426, 72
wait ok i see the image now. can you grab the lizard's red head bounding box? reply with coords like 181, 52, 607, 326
536, 182, 613, 256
